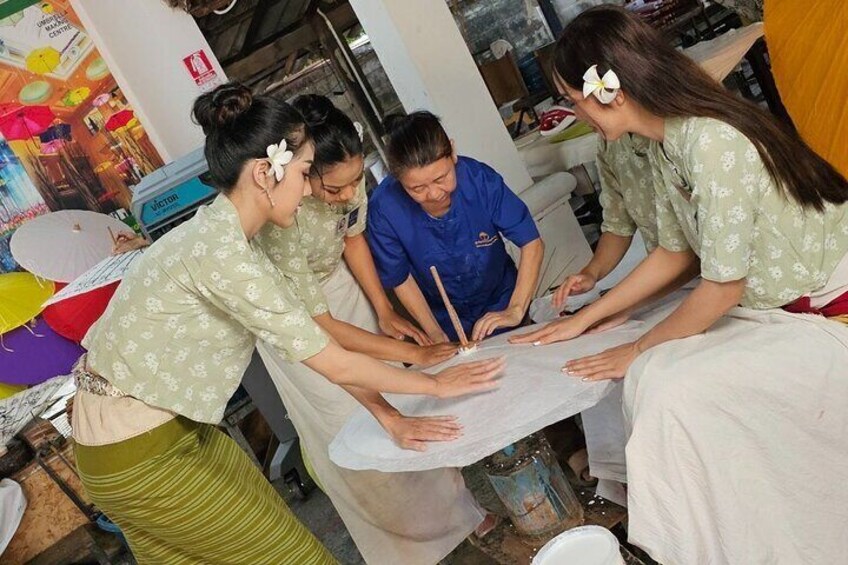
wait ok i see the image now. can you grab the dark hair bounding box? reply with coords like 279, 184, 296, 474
383, 111, 452, 176
192, 82, 308, 193
554, 6, 848, 211
291, 94, 362, 177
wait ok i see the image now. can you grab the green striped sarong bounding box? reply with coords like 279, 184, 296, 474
75, 417, 336, 565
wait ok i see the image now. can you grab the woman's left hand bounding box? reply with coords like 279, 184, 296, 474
471, 305, 524, 341
379, 310, 432, 345
112, 232, 150, 254
563, 341, 642, 381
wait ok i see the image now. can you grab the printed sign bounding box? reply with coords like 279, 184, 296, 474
183, 49, 221, 92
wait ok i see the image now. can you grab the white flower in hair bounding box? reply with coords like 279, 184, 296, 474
582, 64, 620, 105
265, 139, 294, 182
353, 121, 364, 142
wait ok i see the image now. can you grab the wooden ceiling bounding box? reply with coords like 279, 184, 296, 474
193, 0, 359, 92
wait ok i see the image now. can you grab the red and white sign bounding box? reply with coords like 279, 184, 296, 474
183, 49, 222, 92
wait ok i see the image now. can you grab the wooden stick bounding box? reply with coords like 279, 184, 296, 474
429, 265, 469, 346
107, 226, 116, 245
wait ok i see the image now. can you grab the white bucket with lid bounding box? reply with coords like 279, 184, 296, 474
532, 525, 625, 565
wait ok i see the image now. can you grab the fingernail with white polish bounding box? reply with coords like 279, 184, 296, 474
533, 341, 541, 346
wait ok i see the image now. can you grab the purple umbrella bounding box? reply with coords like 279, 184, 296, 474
0, 317, 84, 385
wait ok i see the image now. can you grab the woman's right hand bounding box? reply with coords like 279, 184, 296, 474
381, 412, 463, 451
431, 357, 505, 398
508, 315, 590, 346
413, 342, 459, 368
552, 273, 597, 311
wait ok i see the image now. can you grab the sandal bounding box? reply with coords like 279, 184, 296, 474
472, 513, 502, 540
565, 447, 597, 488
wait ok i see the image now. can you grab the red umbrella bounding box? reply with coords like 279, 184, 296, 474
42, 281, 119, 343
0, 104, 55, 140
105, 109, 134, 132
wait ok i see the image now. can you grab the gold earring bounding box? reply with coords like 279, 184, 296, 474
264, 188, 275, 208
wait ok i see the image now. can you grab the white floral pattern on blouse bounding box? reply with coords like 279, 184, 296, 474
647, 116, 848, 308
256, 178, 368, 294
597, 134, 661, 252
83, 195, 329, 424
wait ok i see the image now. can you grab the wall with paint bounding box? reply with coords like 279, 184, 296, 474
0, 0, 163, 273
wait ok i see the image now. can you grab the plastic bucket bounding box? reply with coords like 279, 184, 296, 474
532, 525, 625, 565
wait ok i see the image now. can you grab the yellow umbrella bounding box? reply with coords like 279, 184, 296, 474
62, 86, 91, 107
25, 46, 61, 75
0, 272, 54, 334
0, 382, 25, 399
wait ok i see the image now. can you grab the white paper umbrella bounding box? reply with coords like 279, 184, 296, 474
10, 210, 128, 283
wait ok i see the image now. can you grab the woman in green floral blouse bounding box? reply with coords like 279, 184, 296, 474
513, 6, 848, 564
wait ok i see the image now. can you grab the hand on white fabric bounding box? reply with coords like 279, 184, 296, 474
587, 311, 632, 334
552, 273, 597, 311
563, 341, 641, 381
424, 326, 451, 345
432, 356, 505, 398
112, 232, 150, 255
378, 310, 432, 345
509, 316, 590, 346
381, 412, 463, 451
471, 305, 524, 341
413, 342, 459, 368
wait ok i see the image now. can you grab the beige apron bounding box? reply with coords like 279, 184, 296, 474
257, 263, 484, 565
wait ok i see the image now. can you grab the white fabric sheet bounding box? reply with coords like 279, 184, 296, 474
624, 308, 848, 564
330, 293, 687, 472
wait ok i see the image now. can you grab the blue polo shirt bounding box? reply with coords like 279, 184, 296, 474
367, 156, 540, 341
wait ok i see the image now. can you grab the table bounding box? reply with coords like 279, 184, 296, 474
683, 21, 764, 81
515, 129, 599, 180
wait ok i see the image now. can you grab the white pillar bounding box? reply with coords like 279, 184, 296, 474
349, 0, 533, 193
71, 0, 226, 163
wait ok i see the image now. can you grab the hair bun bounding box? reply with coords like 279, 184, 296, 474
193, 82, 253, 133
382, 113, 408, 136
292, 94, 334, 127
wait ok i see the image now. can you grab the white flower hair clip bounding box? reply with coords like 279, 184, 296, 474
582, 64, 621, 105
265, 139, 294, 182
353, 121, 364, 142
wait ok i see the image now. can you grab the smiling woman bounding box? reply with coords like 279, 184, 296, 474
367, 110, 545, 344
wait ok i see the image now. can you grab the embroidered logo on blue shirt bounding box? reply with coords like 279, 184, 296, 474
474, 231, 499, 248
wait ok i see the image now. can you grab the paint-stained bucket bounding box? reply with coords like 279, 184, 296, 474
483, 433, 584, 540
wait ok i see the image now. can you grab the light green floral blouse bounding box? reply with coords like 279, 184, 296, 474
648, 116, 848, 308
597, 134, 660, 252
84, 195, 329, 424
256, 178, 368, 290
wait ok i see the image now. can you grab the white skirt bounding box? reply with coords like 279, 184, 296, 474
623, 306, 848, 564
257, 262, 484, 565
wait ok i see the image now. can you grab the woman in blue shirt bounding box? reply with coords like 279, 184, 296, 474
368, 111, 544, 343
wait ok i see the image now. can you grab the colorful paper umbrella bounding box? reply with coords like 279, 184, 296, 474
43, 281, 119, 343
25, 46, 61, 75
92, 93, 111, 107
0, 317, 84, 385
0, 272, 54, 335
86, 57, 110, 81
0, 383, 25, 400
62, 86, 90, 107
0, 104, 55, 140
9, 210, 128, 283
18, 80, 53, 105
765, 0, 848, 176
105, 109, 134, 132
